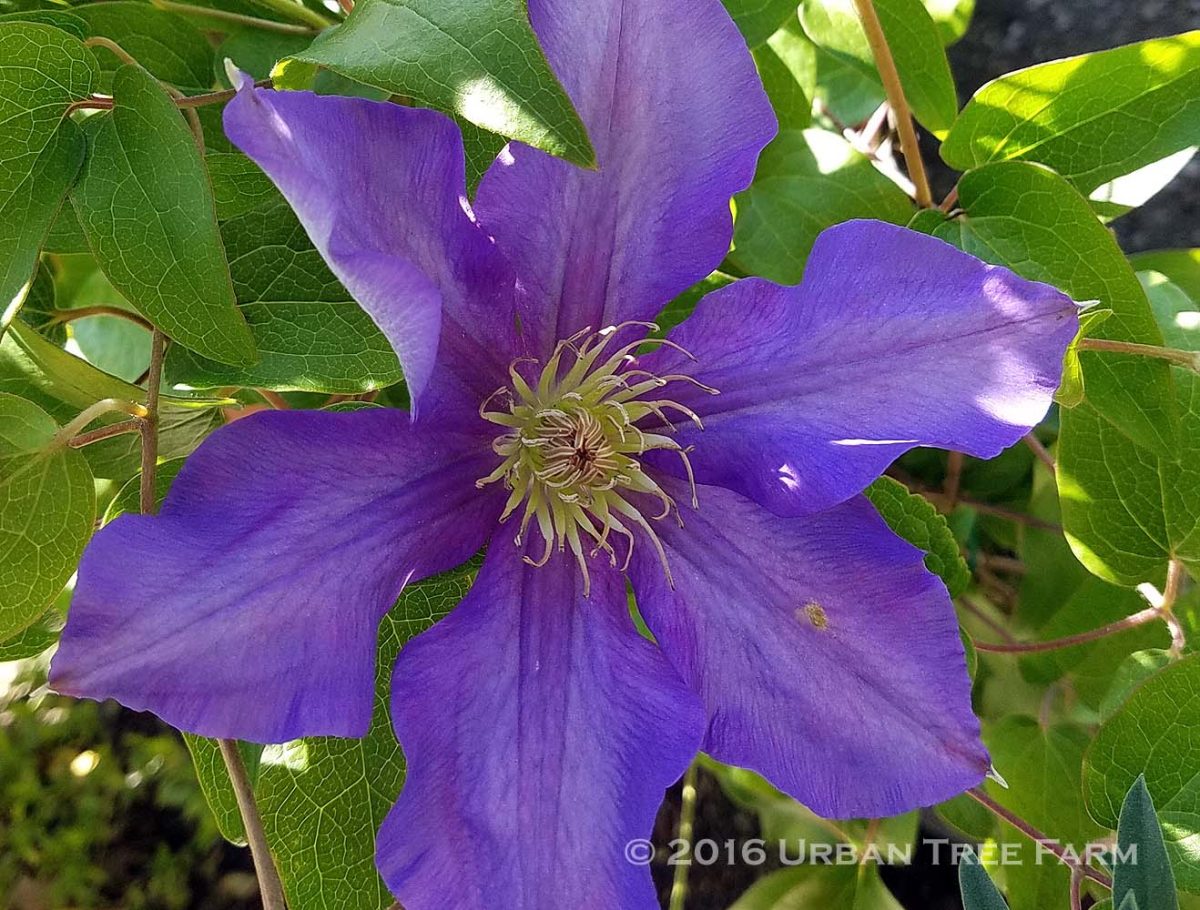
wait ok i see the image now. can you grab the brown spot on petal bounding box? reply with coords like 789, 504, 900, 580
798, 601, 828, 631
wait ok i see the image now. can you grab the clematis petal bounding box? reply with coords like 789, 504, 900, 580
630, 479, 988, 819
378, 542, 703, 910
223, 82, 520, 412
50, 409, 500, 743
473, 0, 775, 357
639, 220, 1079, 515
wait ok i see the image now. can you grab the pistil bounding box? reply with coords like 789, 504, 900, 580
477, 323, 716, 594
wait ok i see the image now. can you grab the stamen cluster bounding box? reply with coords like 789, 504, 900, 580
477, 323, 716, 593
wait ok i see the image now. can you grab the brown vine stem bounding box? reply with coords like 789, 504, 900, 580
66, 80, 273, 115
1162, 559, 1187, 656
139, 330, 165, 514
54, 398, 149, 447
1023, 434, 1056, 473
958, 595, 1018, 644
69, 418, 144, 449
849, 0, 934, 207
943, 451, 964, 510
1079, 337, 1200, 372
668, 763, 699, 910
258, 389, 291, 410
966, 789, 1113, 888
50, 306, 153, 332
973, 605, 1164, 654
219, 740, 288, 910
84, 36, 139, 68
1069, 865, 1084, 910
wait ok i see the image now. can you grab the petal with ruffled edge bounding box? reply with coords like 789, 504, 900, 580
378, 542, 703, 910
51, 409, 500, 743
630, 479, 987, 818
223, 80, 520, 413
639, 220, 1078, 515
473, 0, 775, 357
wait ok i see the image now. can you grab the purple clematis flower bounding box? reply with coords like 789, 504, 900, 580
51, 0, 1079, 906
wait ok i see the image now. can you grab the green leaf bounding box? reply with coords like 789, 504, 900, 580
729, 863, 903, 909
0, 23, 95, 321
215, 28, 310, 83
754, 28, 813, 130
920, 0, 974, 45
0, 320, 225, 479
13, 262, 64, 345
183, 736, 263, 845
1057, 305, 1114, 408
1114, 776, 1180, 910
0, 605, 62, 661
56, 263, 151, 383
206, 151, 283, 221
1016, 460, 1088, 628
729, 127, 913, 283
1130, 249, 1200, 303
983, 716, 1105, 910
942, 32, 1200, 195
958, 850, 1007, 910
293, 0, 594, 166
799, 0, 957, 133
1099, 649, 1173, 720
0, 9, 87, 38
933, 161, 1177, 454
70, 64, 257, 366
723, 0, 799, 48
1084, 653, 1200, 893
188, 567, 474, 909
1018, 576, 1170, 707
165, 200, 402, 393
0, 392, 94, 640
42, 202, 90, 254
73, 2, 214, 90
1057, 273, 1200, 585
865, 475, 971, 596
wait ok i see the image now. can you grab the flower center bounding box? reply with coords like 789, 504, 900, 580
477, 322, 716, 594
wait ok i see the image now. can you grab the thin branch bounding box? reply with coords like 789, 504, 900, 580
1079, 337, 1200, 372
668, 763, 699, 910
1162, 559, 1187, 656
84, 36, 139, 68
140, 330, 166, 514
958, 595, 1018, 644
151, 0, 320, 34
939, 185, 959, 213
49, 306, 153, 332
849, 0, 933, 207
1070, 865, 1084, 910
973, 605, 1163, 654
943, 451, 964, 510
66, 96, 114, 114
223, 0, 334, 29
54, 398, 149, 446
977, 553, 1027, 576
1023, 434, 1056, 473
219, 740, 288, 910
967, 789, 1112, 888
258, 389, 291, 410
69, 418, 144, 449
